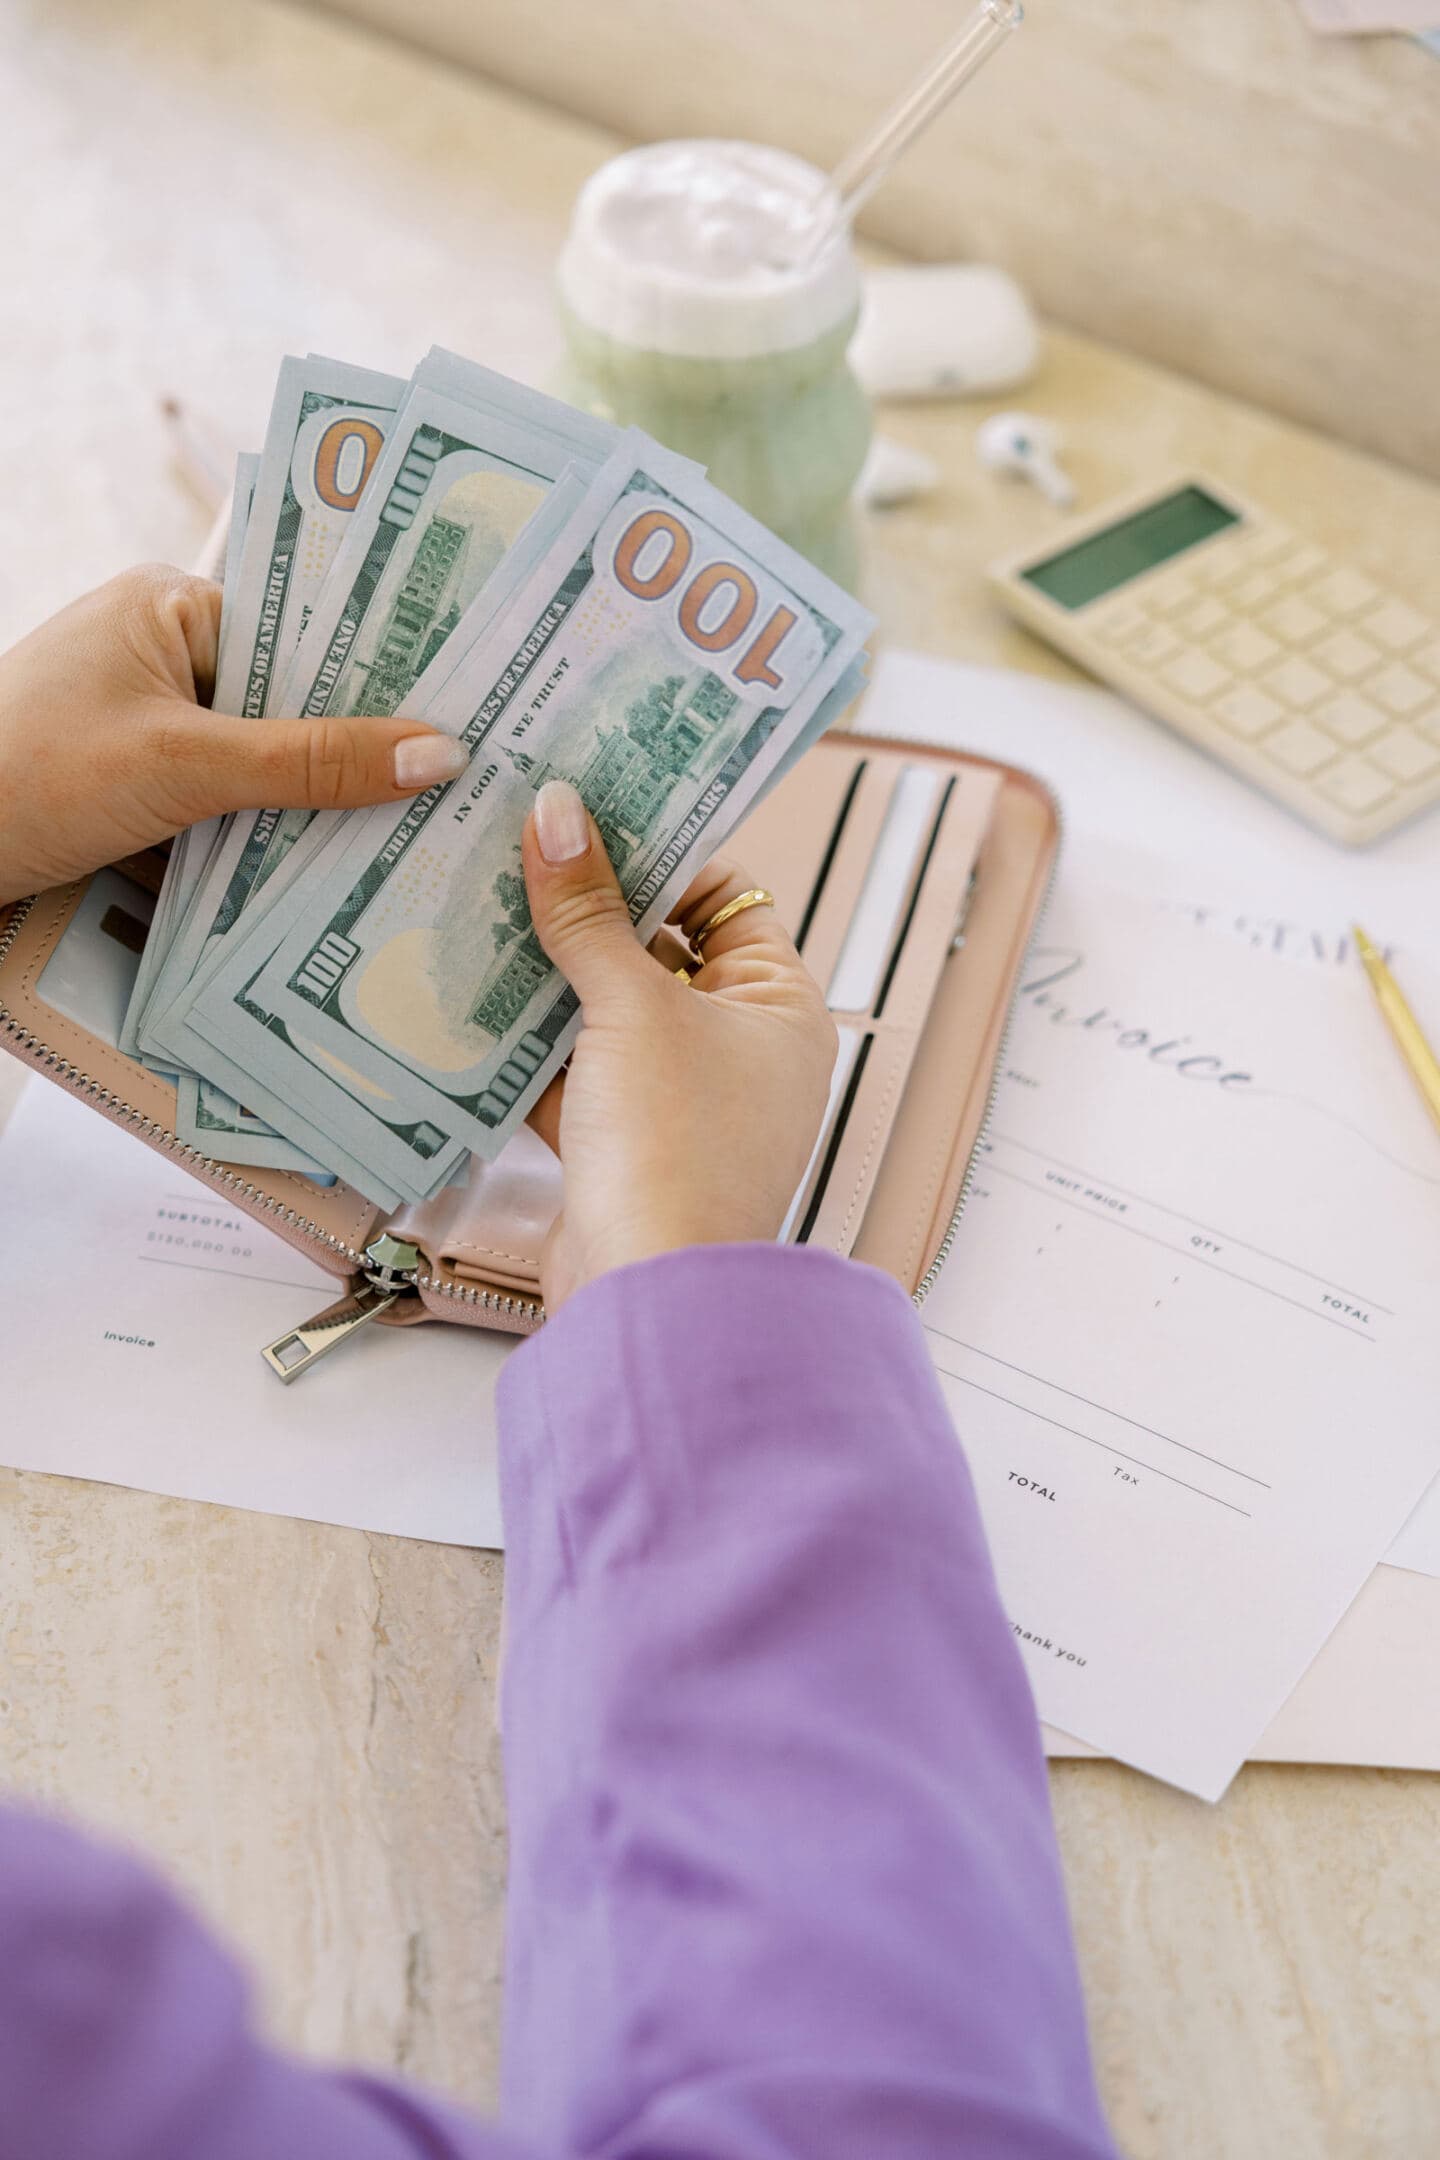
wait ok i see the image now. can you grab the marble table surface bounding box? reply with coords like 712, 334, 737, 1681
2, 3, 1439, 2154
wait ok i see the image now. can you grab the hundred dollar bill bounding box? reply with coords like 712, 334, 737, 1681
142, 357, 405, 1065
187, 436, 873, 1192
175, 1075, 345, 1181
142, 360, 405, 1168
177, 368, 621, 1001
224, 354, 407, 721
164, 464, 596, 1018
411, 347, 620, 462
275, 374, 619, 726
120, 452, 260, 1065
153, 392, 616, 1155
151, 474, 614, 1198
173, 1011, 405, 1205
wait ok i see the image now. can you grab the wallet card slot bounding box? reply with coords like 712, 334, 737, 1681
791, 754, 911, 996
728, 745, 867, 943
796, 1022, 914, 1255
802, 762, 1006, 1257
781, 1023, 866, 1245
851, 769, 1060, 1289
825, 764, 943, 1013
796, 759, 866, 954
871, 776, 956, 1018
856, 768, 998, 1038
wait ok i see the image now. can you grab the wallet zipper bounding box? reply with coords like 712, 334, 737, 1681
0, 892, 545, 1363
912, 778, 1062, 1309
263, 1241, 544, 1380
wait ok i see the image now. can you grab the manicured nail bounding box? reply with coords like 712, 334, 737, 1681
393, 732, 468, 791
534, 779, 590, 863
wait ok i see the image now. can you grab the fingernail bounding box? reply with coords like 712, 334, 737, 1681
393, 732, 469, 791
534, 779, 590, 864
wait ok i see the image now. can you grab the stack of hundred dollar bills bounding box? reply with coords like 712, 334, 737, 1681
122, 351, 873, 1206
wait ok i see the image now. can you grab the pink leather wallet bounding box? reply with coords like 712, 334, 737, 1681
0, 730, 1058, 1376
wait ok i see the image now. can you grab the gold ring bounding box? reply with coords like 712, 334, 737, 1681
691, 887, 775, 951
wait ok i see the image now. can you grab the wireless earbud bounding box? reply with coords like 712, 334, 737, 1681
975, 412, 1076, 508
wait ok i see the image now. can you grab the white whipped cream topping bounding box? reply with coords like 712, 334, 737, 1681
558, 141, 859, 360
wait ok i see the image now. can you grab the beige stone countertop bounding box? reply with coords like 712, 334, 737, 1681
2, 4, 1439, 2155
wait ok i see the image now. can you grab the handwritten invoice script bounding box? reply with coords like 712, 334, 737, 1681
921, 872, 1440, 1800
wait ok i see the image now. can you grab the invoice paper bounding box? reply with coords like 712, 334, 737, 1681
1150, 862, 1440, 1578
1044, 1563, 1440, 1770
0, 1079, 511, 1545
921, 873, 1440, 1800
862, 646, 1440, 1574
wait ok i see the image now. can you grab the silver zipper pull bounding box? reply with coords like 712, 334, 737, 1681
262, 1233, 421, 1383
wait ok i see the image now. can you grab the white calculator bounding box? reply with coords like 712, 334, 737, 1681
987, 476, 1440, 846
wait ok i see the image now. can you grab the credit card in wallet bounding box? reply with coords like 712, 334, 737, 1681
776, 755, 1001, 1254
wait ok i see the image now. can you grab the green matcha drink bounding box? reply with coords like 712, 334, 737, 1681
556, 141, 872, 589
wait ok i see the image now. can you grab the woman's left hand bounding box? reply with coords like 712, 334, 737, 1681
0, 564, 469, 906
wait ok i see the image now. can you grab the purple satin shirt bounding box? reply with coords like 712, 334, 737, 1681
0, 1246, 1116, 2159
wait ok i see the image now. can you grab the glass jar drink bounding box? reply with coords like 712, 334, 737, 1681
556, 141, 872, 589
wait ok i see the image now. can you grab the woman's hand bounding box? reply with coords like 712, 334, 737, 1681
0, 564, 469, 906
522, 778, 838, 1313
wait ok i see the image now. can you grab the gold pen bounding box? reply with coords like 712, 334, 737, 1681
1352, 925, 1440, 1138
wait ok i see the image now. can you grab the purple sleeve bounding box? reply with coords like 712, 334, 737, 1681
496, 1244, 1116, 2159
0, 1807, 535, 2160
0, 1244, 1113, 2160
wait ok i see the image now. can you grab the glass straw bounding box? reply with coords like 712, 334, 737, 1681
796, 0, 1023, 263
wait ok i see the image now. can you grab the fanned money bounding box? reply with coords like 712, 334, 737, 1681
143, 358, 622, 1159
119, 452, 259, 1067
128, 351, 873, 1203
130, 356, 408, 1173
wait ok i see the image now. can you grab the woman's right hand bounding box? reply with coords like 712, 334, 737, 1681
521, 779, 837, 1314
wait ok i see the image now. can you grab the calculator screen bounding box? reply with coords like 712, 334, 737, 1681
1021, 486, 1242, 610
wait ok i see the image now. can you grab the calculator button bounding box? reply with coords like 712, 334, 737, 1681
1206, 532, 1267, 572
1309, 568, 1380, 616
1265, 657, 1331, 710
1122, 622, 1185, 666
1368, 730, 1440, 786
1260, 597, 1328, 646
1246, 528, 1298, 567
1315, 692, 1387, 746
1232, 571, 1281, 608
1315, 759, 1396, 818
1370, 663, 1432, 717
1213, 624, 1281, 673
1314, 628, 1382, 682
1263, 719, 1338, 777
1144, 579, 1200, 619
1364, 600, 1431, 653
1175, 595, 1230, 639
1159, 650, 1232, 703
1280, 544, 1330, 584
1214, 684, 1285, 740
1194, 546, 1245, 589
1097, 608, 1150, 645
